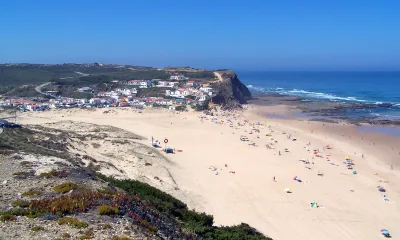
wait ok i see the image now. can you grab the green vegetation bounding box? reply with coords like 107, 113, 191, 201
58, 217, 88, 229
136, 87, 173, 98
21, 189, 41, 197
40, 169, 68, 178
96, 174, 271, 239
13, 171, 27, 176
53, 182, 80, 194
102, 224, 112, 229
5, 85, 42, 97
0, 214, 17, 222
31, 225, 45, 232
20, 161, 32, 166
98, 205, 118, 215
11, 200, 29, 208
0, 128, 71, 160
111, 237, 131, 240
79, 229, 95, 239
185, 71, 215, 79
61, 233, 71, 239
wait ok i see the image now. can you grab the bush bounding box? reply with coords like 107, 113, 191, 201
31, 225, 44, 232
40, 169, 68, 178
111, 237, 131, 240
13, 171, 27, 176
96, 173, 272, 239
20, 161, 31, 166
62, 233, 71, 239
11, 199, 29, 208
53, 182, 79, 194
102, 224, 112, 229
21, 189, 41, 197
0, 214, 16, 222
58, 217, 88, 229
79, 229, 94, 239
98, 205, 118, 215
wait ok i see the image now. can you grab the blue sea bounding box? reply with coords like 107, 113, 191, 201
237, 71, 400, 120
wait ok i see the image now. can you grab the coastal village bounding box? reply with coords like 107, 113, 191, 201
0, 72, 215, 112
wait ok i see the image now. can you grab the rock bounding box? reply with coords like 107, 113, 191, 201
2, 180, 7, 185
211, 70, 252, 109
377, 103, 393, 108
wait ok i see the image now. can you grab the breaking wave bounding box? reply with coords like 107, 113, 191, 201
247, 85, 400, 106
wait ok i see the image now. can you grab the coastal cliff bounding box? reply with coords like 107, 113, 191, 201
211, 70, 252, 109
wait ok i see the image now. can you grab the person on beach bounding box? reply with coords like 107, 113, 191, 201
273, 176, 276, 182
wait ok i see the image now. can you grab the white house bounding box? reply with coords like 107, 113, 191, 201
77, 87, 93, 93
116, 88, 137, 96
198, 95, 209, 102
168, 82, 179, 88
157, 81, 168, 87
126, 80, 151, 88
186, 81, 198, 87
89, 98, 102, 104
200, 87, 213, 93
170, 75, 188, 81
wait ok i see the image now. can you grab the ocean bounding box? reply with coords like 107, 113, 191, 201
237, 71, 400, 120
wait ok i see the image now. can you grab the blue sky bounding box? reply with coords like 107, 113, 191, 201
0, 0, 399, 70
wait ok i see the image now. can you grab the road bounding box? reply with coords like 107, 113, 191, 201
34, 82, 52, 95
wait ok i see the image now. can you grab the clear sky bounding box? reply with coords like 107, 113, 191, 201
1, 0, 399, 70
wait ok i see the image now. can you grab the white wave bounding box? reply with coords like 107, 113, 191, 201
247, 85, 396, 105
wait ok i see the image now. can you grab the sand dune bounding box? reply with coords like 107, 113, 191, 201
19, 107, 400, 240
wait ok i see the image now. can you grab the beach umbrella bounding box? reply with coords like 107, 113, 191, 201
284, 188, 291, 193
345, 156, 350, 160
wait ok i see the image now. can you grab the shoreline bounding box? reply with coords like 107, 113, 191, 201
248, 93, 400, 127
17, 106, 400, 240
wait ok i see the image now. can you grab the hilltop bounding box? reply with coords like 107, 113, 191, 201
0, 63, 251, 111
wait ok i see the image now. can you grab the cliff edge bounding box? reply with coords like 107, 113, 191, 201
211, 70, 252, 109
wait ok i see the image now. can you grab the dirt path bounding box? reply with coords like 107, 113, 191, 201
213, 71, 223, 81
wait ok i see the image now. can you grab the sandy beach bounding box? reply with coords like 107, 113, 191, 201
17, 106, 400, 240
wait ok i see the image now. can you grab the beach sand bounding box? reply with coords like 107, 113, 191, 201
18, 106, 400, 240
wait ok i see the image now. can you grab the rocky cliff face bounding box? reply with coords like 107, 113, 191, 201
211, 70, 252, 109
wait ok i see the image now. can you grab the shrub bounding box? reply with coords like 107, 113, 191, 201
62, 233, 71, 239
13, 171, 27, 176
11, 199, 29, 208
0, 214, 16, 222
98, 205, 118, 215
40, 169, 67, 178
102, 224, 112, 229
20, 161, 31, 166
21, 189, 41, 197
53, 182, 79, 193
58, 217, 88, 229
3, 208, 26, 216
40, 169, 55, 178
79, 229, 94, 239
97, 186, 117, 195
31, 225, 44, 232
111, 237, 131, 240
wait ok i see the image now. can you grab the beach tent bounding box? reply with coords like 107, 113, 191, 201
164, 147, 174, 154
381, 229, 391, 238
310, 202, 318, 208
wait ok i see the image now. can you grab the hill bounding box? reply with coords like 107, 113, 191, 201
0, 123, 271, 240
